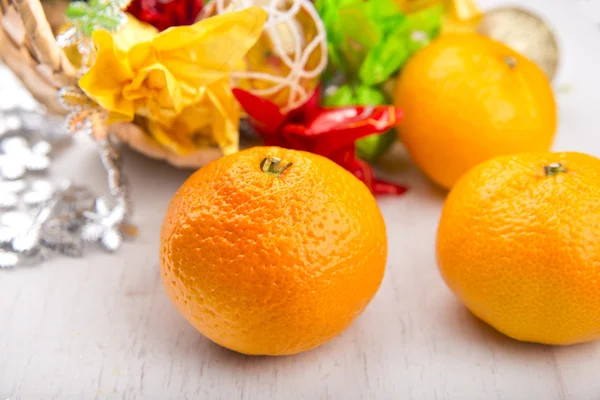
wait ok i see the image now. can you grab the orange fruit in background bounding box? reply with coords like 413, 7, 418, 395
394, 33, 557, 189
437, 152, 600, 345
160, 146, 387, 355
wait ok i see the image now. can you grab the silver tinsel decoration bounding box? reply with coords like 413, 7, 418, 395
0, 0, 137, 268
0, 107, 136, 268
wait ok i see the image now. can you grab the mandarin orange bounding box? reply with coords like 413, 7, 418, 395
394, 33, 557, 189
437, 152, 600, 345
160, 146, 387, 355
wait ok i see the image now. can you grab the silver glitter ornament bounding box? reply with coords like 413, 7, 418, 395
40, 218, 84, 258
11, 181, 71, 256
56, 185, 96, 219
22, 180, 55, 206
0, 106, 137, 268
0, 108, 70, 144
81, 196, 135, 253
0, 136, 51, 179
0, 51, 138, 268
0, 114, 22, 137
0, 155, 26, 180
0, 211, 32, 245
0, 250, 19, 269
0, 193, 18, 209
0, 179, 26, 209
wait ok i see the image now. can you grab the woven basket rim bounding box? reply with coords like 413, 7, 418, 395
0, 0, 227, 168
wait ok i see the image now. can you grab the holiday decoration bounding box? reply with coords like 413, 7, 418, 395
77, 8, 267, 156
58, 0, 131, 71
477, 7, 559, 81
359, 5, 443, 85
64, 0, 130, 37
205, 0, 328, 113
323, 84, 396, 162
0, 0, 269, 268
317, 0, 443, 85
1, 0, 420, 270
0, 137, 51, 180
126, 0, 204, 31
394, 0, 482, 33
317, 0, 403, 81
234, 88, 406, 195
439, 0, 482, 33
392, 1, 559, 80
0, 107, 135, 268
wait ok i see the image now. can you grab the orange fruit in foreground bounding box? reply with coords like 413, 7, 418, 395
394, 33, 557, 189
160, 147, 387, 355
437, 152, 600, 345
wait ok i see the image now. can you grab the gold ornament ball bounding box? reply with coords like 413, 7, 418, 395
477, 7, 559, 81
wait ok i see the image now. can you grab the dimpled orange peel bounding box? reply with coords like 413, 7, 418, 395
160, 147, 388, 355
437, 152, 600, 345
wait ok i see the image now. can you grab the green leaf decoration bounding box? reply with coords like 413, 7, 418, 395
317, 0, 444, 85
359, 4, 444, 85
318, 0, 405, 79
65, 0, 129, 37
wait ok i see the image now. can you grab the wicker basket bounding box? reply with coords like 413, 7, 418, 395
0, 0, 227, 168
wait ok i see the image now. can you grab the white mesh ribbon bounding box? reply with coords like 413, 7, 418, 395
214, 0, 328, 112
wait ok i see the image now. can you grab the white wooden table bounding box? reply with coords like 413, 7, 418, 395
2, 1, 600, 398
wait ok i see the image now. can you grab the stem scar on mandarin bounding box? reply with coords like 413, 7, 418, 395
504, 55, 518, 69
544, 162, 567, 176
260, 157, 293, 177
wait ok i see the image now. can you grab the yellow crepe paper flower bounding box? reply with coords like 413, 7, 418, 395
144, 78, 240, 155
78, 7, 268, 155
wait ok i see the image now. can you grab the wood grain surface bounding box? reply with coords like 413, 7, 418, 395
2, 0, 600, 398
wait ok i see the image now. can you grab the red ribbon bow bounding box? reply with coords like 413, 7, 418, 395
233, 88, 407, 195
126, 0, 204, 31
